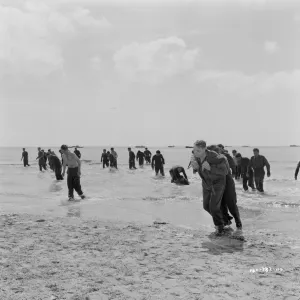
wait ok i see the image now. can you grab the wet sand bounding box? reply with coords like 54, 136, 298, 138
1, 212, 300, 300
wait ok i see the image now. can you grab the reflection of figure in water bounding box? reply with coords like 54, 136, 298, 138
248, 148, 271, 193
144, 148, 152, 164
74, 147, 81, 159
21, 148, 30, 167
295, 161, 300, 180
61, 144, 85, 201
36, 147, 47, 171
152, 150, 165, 176
128, 148, 137, 169
169, 165, 189, 185
136, 150, 145, 166
101, 149, 109, 168
110, 148, 118, 169
207, 145, 242, 230
237, 153, 255, 191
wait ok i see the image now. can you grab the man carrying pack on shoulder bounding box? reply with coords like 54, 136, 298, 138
190, 140, 228, 235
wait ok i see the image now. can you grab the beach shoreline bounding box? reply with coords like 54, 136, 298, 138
1, 213, 299, 300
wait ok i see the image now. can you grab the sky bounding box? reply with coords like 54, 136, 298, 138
0, 0, 299, 147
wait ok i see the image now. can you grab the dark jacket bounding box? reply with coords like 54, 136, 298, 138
49, 155, 62, 169
101, 153, 108, 162
193, 150, 228, 189
152, 154, 165, 168
224, 153, 236, 175
74, 150, 81, 159
144, 150, 152, 157
22, 151, 28, 159
240, 157, 250, 175
129, 151, 135, 161
137, 151, 145, 160
249, 155, 270, 173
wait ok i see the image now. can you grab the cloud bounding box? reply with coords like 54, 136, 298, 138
90, 56, 102, 69
264, 41, 279, 54
0, 1, 110, 78
195, 70, 300, 96
113, 36, 199, 84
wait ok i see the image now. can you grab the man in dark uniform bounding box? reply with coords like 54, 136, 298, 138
207, 145, 242, 229
36, 147, 47, 171
101, 149, 109, 168
21, 148, 30, 167
74, 148, 81, 159
248, 148, 271, 192
152, 150, 165, 176
144, 148, 152, 164
128, 148, 137, 169
169, 165, 189, 185
48, 153, 63, 180
237, 153, 255, 191
136, 150, 145, 166
218, 144, 236, 177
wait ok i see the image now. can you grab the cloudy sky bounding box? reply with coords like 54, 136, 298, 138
0, 0, 299, 147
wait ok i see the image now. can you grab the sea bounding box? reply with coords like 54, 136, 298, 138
1, 146, 300, 248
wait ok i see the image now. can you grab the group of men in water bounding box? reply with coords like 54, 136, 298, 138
21, 142, 276, 235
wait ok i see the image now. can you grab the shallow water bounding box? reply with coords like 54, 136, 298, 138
1, 146, 300, 246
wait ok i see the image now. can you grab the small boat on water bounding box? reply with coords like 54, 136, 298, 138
135, 146, 146, 148
168, 146, 175, 148
185, 146, 193, 148
290, 145, 300, 147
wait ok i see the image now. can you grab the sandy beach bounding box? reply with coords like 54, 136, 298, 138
1, 213, 300, 300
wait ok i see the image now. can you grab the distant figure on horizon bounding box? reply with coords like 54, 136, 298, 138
101, 149, 109, 169
36, 147, 47, 171
248, 148, 271, 193
61, 144, 85, 201
152, 150, 165, 176
110, 148, 118, 169
136, 150, 145, 166
144, 148, 152, 164
21, 148, 30, 167
169, 165, 189, 185
74, 148, 81, 159
128, 148, 137, 170
295, 161, 300, 180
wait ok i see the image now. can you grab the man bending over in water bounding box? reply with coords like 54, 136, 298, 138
61, 144, 85, 201
169, 165, 189, 185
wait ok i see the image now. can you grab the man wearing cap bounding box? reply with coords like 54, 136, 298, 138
190, 140, 228, 235
61, 145, 85, 200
